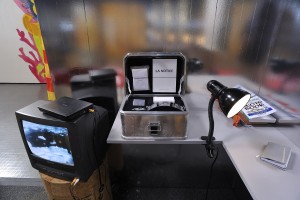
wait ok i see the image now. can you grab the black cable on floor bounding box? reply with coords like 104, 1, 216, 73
205, 146, 219, 200
69, 178, 80, 200
92, 108, 113, 200
91, 108, 105, 200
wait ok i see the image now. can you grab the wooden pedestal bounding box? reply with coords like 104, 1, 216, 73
40, 157, 112, 200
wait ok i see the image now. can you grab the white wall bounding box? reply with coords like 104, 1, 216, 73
0, 1, 38, 83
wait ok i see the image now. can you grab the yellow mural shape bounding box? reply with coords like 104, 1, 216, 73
18, 2, 56, 100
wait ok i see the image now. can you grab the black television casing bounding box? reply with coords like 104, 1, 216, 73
15, 100, 109, 182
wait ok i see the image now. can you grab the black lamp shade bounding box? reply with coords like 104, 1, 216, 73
207, 80, 251, 118
219, 88, 251, 118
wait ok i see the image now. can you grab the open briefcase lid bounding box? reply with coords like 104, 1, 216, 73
124, 52, 186, 95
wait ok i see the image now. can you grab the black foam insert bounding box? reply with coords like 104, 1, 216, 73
123, 96, 186, 112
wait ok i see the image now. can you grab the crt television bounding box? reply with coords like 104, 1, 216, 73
15, 100, 109, 181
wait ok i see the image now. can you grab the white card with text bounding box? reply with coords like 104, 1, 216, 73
152, 59, 177, 92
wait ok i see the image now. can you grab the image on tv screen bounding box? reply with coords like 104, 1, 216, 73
22, 120, 74, 166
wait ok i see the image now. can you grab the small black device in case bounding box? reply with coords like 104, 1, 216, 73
38, 97, 93, 121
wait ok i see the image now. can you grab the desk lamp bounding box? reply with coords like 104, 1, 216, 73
201, 80, 251, 158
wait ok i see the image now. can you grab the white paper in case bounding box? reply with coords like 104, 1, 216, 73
131, 66, 150, 91
153, 96, 175, 103
152, 59, 177, 92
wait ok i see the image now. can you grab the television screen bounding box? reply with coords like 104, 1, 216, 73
22, 120, 74, 166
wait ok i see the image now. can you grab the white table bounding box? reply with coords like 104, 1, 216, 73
108, 75, 300, 200
107, 94, 300, 200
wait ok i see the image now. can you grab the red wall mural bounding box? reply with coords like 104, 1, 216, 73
15, 0, 45, 83
15, 0, 56, 100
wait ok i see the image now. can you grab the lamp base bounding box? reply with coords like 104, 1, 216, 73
200, 136, 215, 141
204, 142, 215, 158
201, 136, 216, 158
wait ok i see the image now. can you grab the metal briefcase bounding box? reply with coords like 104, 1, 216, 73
119, 52, 188, 139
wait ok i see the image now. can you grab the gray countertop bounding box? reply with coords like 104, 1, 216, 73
107, 75, 300, 200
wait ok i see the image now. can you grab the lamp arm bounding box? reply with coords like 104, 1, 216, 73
201, 94, 217, 158
207, 94, 216, 145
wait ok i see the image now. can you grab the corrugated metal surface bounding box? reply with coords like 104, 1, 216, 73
0, 84, 47, 185
34, 0, 300, 101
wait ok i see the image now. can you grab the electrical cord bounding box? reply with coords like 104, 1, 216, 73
95, 108, 113, 200
70, 178, 80, 200
94, 109, 113, 200
205, 146, 219, 200
90, 108, 104, 200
